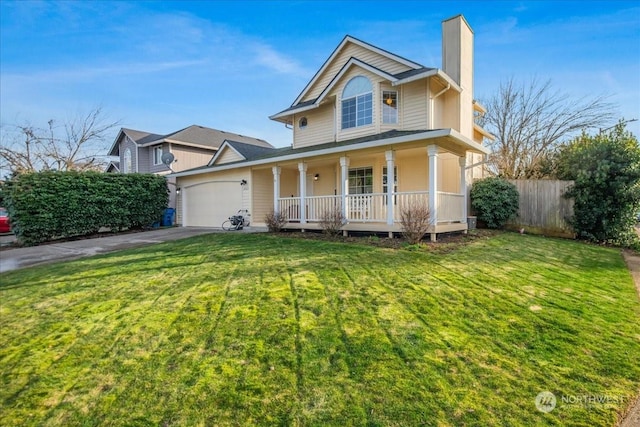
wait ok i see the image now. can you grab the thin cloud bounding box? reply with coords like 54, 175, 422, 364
251, 43, 309, 76
2, 60, 207, 83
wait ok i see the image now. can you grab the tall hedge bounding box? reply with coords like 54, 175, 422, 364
3, 171, 168, 245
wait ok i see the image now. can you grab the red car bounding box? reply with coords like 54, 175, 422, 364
0, 207, 10, 233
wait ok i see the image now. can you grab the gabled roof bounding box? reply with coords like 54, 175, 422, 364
105, 161, 120, 173
108, 128, 163, 155
270, 35, 460, 123
141, 125, 273, 150
269, 62, 460, 122
108, 125, 273, 156
292, 35, 424, 106
208, 140, 277, 166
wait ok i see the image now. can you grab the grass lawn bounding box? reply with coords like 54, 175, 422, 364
0, 232, 639, 426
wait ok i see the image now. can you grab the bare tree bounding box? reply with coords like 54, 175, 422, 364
0, 107, 120, 176
481, 78, 615, 178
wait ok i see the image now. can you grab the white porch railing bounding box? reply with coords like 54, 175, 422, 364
279, 197, 301, 222
437, 192, 466, 223
345, 193, 386, 222
394, 191, 430, 220
276, 191, 465, 224
306, 195, 343, 222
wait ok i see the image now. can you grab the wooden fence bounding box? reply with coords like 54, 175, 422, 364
506, 179, 575, 237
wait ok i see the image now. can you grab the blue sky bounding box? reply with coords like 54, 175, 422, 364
1, 0, 639, 150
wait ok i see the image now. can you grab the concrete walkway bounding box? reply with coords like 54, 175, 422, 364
0, 227, 226, 273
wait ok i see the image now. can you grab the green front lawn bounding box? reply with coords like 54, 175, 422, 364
0, 232, 638, 426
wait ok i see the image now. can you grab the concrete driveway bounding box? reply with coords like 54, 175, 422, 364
0, 227, 228, 273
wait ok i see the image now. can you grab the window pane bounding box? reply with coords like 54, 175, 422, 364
357, 92, 373, 126
382, 91, 398, 124
342, 98, 356, 129
348, 167, 373, 194
343, 76, 373, 98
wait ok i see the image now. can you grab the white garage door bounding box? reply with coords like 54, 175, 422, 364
184, 182, 244, 227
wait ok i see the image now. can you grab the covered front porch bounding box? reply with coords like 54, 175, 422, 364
268, 144, 473, 241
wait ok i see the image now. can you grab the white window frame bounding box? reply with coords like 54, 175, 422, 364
348, 167, 373, 194
341, 76, 373, 130
382, 90, 398, 124
153, 145, 163, 165
123, 148, 132, 173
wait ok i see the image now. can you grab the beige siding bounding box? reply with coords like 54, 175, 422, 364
251, 168, 274, 227
215, 146, 244, 165
305, 164, 338, 196
441, 90, 460, 132
396, 149, 429, 192
171, 145, 217, 172
293, 104, 335, 148
280, 168, 299, 197
302, 42, 412, 103
402, 80, 429, 130
438, 152, 461, 193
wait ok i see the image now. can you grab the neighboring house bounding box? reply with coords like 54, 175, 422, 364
172, 15, 494, 240
107, 125, 272, 208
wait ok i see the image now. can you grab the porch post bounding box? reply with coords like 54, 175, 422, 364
459, 156, 467, 223
298, 162, 307, 224
340, 156, 349, 221
427, 145, 438, 241
385, 150, 395, 225
272, 166, 281, 214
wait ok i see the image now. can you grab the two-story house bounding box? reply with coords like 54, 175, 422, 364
172, 15, 493, 240
107, 124, 272, 208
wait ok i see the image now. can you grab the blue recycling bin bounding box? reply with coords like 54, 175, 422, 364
161, 208, 175, 226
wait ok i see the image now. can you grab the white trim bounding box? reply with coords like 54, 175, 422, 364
272, 166, 281, 214
270, 58, 398, 122
271, 66, 461, 123
170, 129, 490, 178
292, 35, 422, 106
208, 140, 247, 166
153, 145, 163, 166
385, 150, 395, 225
393, 69, 461, 92
298, 163, 308, 224
473, 123, 496, 141
319, 58, 397, 103
427, 145, 439, 235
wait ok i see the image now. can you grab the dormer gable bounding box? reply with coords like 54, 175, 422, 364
293, 36, 423, 106
209, 140, 276, 166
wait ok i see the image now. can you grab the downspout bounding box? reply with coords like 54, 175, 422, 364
465, 154, 489, 170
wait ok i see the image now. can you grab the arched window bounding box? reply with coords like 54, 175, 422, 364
123, 148, 132, 173
341, 76, 373, 129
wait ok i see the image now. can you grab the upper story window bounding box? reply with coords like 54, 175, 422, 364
123, 148, 132, 173
298, 117, 308, 128
382, 91, 398, 124
341, 76, 373, 130
153, 145, 163, 165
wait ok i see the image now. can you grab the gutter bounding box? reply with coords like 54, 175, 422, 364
170, 128, 490, 178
